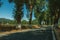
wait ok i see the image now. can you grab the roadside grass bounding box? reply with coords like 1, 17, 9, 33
0, 24, 40, 32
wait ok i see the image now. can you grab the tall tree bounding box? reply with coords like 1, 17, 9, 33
34, 0, 46, 25
25, 0, 35, 26
49, 0, 60, 28
8, 0, 24, 29
34, 0, 41, 25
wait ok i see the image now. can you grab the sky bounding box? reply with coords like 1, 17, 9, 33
0, 0, 35, 21
0, 0, 14, 20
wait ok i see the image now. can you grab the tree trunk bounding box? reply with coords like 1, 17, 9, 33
54, 15, 59, 28
29, 11, 32, 28
50, 17, 53, 25
16, 23, 21, 29
16, 19, 21, 30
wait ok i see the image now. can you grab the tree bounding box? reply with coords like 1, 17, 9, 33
49, 0, 60, 28
8, 0, 24, 29
21, 20, 28, 25
34, 0, 46, 25
25, 0, 35, 26
32, 19, 39, 25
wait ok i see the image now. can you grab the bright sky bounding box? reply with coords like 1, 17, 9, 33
0, 0, 35, 21
0, 0, 14, 20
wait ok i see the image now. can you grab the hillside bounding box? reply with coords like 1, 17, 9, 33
0, 18, 16, 24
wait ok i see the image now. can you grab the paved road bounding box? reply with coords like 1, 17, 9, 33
0, 26, 56, 40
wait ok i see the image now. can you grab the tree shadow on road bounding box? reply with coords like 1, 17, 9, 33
0, 30, 53, 40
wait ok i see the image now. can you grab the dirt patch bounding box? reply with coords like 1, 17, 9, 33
32, 25, 40, 28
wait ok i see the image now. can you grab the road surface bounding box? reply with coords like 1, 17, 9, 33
0, 26, 56, 40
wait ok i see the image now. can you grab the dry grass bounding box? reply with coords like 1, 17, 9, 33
32, 25, 40, 28
0, 24, 40, 35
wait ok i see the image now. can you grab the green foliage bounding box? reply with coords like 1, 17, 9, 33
8, 0, 24, 24
7, 0, 60, 26
0, 18, 17, 24
21, 20, 28, 24
32, 19, 39, 25
34, 0, 47, 25
49, 0, 60, 25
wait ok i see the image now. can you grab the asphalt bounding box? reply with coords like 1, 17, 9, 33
0, 25, 56, 40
